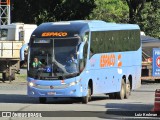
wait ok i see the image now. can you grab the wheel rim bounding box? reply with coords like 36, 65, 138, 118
88, 88, 91, 101
121, 83, 125, 99
126, 83, 131, 95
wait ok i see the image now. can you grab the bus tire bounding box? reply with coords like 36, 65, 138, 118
82, 86, 91, 104
39, 97, 47, 103
125, 80, 131, 99
117, 79, 125, 99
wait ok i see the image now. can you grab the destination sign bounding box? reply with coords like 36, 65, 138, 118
41, 32, 68, 37
34, 39, 50, 43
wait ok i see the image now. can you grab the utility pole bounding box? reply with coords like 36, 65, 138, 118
0, 0, 10, 25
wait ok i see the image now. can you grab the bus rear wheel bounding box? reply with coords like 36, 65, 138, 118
125, 80, 131, 99
117, 79, 125, 99
39, 97, 47, 103
82, 86, 91, 104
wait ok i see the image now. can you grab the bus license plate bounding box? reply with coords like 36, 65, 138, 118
47, 92, 56, 95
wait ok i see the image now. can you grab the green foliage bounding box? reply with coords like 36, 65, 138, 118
11, 0, 64, 24
11, 0, 95, 25
88, 0, 129, 23
10, 0, 159, 38
125, 0, 145, 23
124, 0, 160, 38
138, 0, 160, 38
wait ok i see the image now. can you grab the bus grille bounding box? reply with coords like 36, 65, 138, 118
35, 84, 69, 89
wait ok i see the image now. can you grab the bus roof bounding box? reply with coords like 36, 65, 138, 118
90, 21, 139, 31
71, 20, 140, 31
32, 20, 140, 37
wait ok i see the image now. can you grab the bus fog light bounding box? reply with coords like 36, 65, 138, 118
28, 82, 35, 87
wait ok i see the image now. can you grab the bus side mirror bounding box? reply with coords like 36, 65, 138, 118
78, 42, 85, 60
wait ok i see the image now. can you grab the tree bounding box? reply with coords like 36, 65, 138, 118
11, 0, 30, 23
125, 0, 146, 23
11, 0, 95, 25
88, 0, 129, 23
139, 0, 160, 38
125, 0, 159, 38
11, 0, 64, 24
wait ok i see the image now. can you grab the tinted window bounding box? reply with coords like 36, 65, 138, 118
54, 38, 79, 47
90, 30, 140, 54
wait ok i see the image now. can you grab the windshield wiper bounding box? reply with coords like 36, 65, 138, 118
52, 60, 69, 74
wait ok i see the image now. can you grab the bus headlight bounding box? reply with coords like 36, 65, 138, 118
69, 81, 76, 86
69, 79, 81, 86
28, 82, 35, 87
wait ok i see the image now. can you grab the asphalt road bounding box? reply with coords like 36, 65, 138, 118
0, 79, 159, 120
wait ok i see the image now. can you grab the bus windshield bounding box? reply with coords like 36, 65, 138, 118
28, 37, 80, 80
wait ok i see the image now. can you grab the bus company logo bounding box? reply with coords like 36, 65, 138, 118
41, 32, 68, 37
100, 54, 115, 68
100, 54, 122, 68
117, 54, 122, 68
117, 54, 123, 74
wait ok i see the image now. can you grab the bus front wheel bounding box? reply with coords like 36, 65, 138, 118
39, 97, 47, 103
82, 86, 91, 104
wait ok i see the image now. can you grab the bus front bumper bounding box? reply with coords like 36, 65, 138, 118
27, 84, 84, 98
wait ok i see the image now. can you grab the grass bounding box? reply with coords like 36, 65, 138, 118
0, 66, 27, 83
15, 73, 27, 82
0, 73, 27, 84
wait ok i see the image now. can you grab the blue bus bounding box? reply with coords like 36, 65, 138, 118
27, 20, 141, 103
